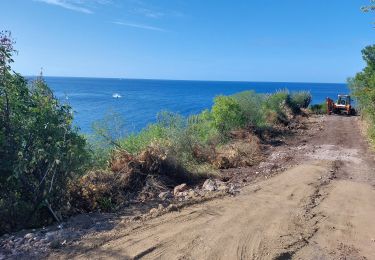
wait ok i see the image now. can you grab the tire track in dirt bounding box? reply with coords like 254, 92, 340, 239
293, 116, 375, 259
62, 162, 332, 260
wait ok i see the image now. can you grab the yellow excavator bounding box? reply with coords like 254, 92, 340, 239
326, 95, 356, 116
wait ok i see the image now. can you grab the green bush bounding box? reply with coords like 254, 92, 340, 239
261, 90, 311, 123
119, 124, 168, 154
262, 91, 291, 123
117, 111, 183, 154
211, 95, 246, 133
151, 111, 216, 172
0, 31, 90, 233
291, 91, 312, 109
232, 91, 267, 127
264, 90, 289, 110
349, 45, 375, 142
186, 109, 220, 144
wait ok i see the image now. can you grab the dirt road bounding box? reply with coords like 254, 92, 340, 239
56, 115, 375, 259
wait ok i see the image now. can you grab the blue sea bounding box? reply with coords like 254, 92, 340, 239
43, 77, 349, 133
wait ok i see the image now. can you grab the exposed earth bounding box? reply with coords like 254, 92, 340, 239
2, 115, 375, 259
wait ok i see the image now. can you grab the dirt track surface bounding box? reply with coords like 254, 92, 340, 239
54, 115, 375, 260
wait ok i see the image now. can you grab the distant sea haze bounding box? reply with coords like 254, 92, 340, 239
41, 77, 348, 133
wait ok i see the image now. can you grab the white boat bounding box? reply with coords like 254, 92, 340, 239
112, 93, 122, 98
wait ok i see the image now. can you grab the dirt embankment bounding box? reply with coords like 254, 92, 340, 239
3, 115, 375, 259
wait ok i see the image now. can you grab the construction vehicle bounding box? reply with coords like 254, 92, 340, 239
326, 95, 356, 116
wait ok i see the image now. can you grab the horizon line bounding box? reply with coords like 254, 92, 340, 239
24, 75, 347, 85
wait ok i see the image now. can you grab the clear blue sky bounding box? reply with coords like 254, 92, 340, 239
1, 0, 374, 82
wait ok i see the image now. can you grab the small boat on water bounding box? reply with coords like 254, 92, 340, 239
112, 93, 122, 98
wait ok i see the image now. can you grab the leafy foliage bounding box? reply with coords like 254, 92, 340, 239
0, 32, 89, 233
262, 90, 292, 124
119, 123, 168, 154
211, 95, 246, 133
290, 91, 312, 109
349, 45, 375, 141
186, 109, 220, 145
232, 91, 267, 127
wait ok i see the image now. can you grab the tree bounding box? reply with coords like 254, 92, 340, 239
0, 31, 90, 233
348, 45, 375, 139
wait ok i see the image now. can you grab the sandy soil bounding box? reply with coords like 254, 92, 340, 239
50, 115, 375, 259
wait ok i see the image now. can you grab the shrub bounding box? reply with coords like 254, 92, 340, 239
262, 91, 291, 124
117, 111, 183, 154
232, 91, 267, 127
119, 124, 168, 155
157, 111, 217, 173
0, 32, 90, 234
186, 109, 219, 144
291, 91, 312, 109
211, 95, 246, 133
349, 45, 375, 143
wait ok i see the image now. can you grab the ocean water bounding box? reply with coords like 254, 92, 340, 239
43, 77, 349, 133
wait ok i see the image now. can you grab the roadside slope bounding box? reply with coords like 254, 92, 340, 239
53, 115, 375, 259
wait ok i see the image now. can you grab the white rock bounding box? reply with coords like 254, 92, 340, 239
202, 179, 217, 191
228, 183, 236, 194
158, 191, 171, 200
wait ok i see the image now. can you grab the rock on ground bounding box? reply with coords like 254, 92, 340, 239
173, 183, 188, 196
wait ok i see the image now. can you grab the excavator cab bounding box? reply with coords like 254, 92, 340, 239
337, 95, 350, 106
326, 95, 355, 116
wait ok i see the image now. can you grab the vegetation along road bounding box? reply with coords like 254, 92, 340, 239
50, 114, 375, 260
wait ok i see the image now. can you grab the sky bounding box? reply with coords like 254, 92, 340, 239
0, 0, 374, 83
